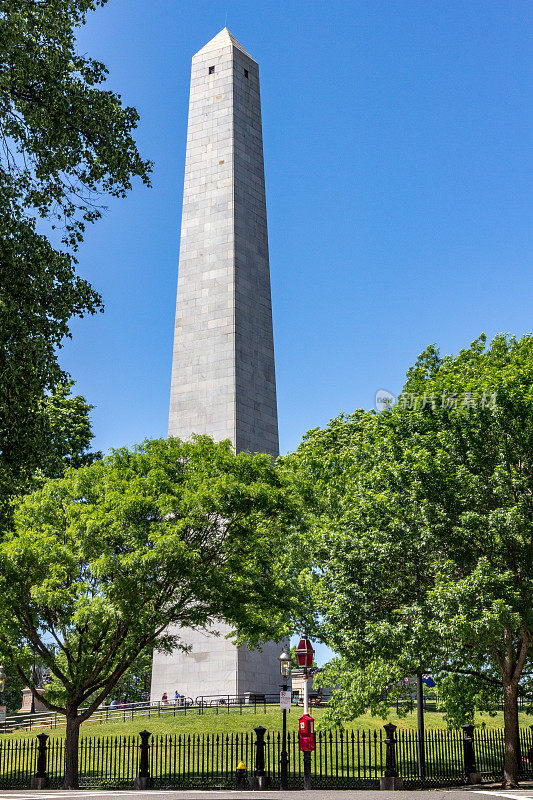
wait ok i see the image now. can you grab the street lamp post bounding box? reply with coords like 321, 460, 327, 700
295, 637, 315, 791
278, 650, 291, 791
416, 672, 426, 780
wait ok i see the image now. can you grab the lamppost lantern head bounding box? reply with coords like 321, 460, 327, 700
296, 637, 314, 668
278, 650, 291, 678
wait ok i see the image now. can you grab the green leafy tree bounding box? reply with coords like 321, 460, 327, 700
46, 647, 152, 707
111, 649, 152, 703
39, 381, 102, 479
0, 436, 299, 788
0, 657, 24, 712
282, 334, 533, 788
1, 377, 100, 524
435, 673, 501, 729
0, 0, 151, 524
0, 0, 151, 247
0, 228, 102, 525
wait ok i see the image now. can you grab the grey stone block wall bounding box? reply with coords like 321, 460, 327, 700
151, 29, 281, 703
151, 622, 286, 702
232, 48, 278, 456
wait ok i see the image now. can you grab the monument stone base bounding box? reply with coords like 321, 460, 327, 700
150, 622, 286, 704
30, 776, 48, 789
19, 687, 47, 714
467, 772, 482, 785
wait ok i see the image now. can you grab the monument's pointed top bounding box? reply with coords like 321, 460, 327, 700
194, 28, 256, 62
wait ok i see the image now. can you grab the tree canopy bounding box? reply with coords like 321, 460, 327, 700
0, 378, 100, 526
282, 334, 533, 788
0, 0, 151, 523
0, 435, 300, 788
0, 0, 152, 246
39, 380, 102, 478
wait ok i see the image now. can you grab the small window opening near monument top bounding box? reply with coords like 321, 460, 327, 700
244, 69, 249, 78
208, 65, 215, 74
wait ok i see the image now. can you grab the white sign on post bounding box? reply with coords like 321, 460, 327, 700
0, 706, 6, 723
280, 691, 291, 710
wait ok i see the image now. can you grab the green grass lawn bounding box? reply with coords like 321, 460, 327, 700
3, 704, 531, 741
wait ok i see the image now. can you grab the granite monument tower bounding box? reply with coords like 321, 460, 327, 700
150, 29, 282, 702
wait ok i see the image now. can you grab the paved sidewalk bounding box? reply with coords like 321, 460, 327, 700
1, 789, 533, 800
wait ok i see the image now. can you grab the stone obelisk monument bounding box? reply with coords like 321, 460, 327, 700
150, 29, 282, 703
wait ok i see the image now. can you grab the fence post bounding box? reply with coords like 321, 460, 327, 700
250, 725, 270, 790
379, 722, 404, 790
134, 730, 153, 789
30, 733, 49, 789
462, 724, 481, 784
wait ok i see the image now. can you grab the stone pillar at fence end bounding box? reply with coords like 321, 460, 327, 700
462, 724, 482, 785
134, 730, 153, 790
30, 733, 49, 789
380, 722, 404, 790
249, 725, 270, 790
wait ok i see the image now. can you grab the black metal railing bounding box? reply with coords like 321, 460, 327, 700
1, 725, 532, 789
1, 691, 332, 734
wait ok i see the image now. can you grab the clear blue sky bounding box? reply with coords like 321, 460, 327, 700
62, 1, 531, 662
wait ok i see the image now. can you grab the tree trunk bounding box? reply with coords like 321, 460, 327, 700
63, 712, 81, 789
502, 678, 520, 788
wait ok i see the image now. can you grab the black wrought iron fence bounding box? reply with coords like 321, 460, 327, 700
1, 725, 532, 789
